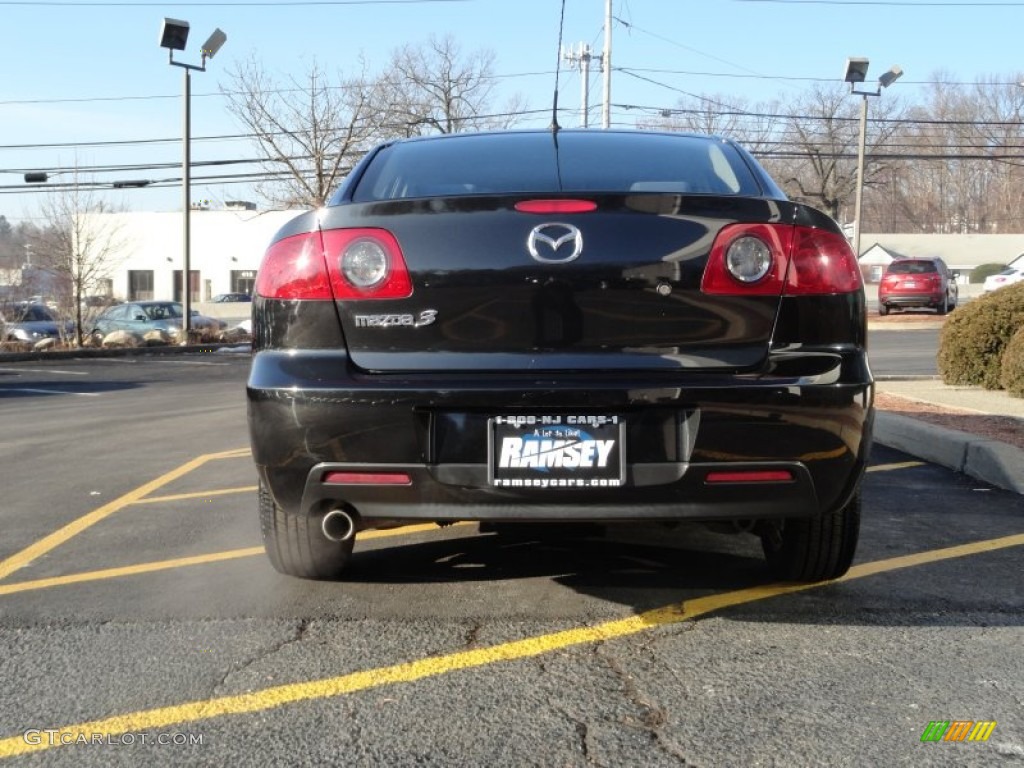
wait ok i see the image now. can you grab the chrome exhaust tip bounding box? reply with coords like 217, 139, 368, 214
321, 508, 357, 542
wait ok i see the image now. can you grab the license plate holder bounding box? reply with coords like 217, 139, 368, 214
488, 415, 625, 489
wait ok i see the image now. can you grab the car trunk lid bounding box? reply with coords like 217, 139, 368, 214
319, 193, 796, 373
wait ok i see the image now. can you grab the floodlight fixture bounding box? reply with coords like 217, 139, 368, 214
878, 66, 903, 89
159, 17, 227, 342
159, 18, 190, 51
843, 56, 905, 261
844, 57, 870, 85
200, 28, 227, 59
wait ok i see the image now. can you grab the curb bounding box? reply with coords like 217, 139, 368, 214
874, 412, 1024, 494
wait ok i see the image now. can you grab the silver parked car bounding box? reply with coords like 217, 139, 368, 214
2, 303, 74, 344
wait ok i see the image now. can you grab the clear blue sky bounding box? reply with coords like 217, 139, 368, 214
3, 0, 1024, 224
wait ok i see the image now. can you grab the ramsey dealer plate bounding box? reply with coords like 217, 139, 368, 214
488, 415, 625, 489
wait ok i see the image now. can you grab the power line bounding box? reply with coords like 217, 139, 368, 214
615, 71, 747, 112
735, 0, 1024, 5
612, 16, 766, 78
0, 0, 469, 6
0, 69, 552, 108
618, 67, 1024, 89
618, 103, 1024, 128
0, 106, 556, 153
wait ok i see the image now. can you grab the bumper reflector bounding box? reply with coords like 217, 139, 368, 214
704, 470, 794, 484
323, 472, 412, 486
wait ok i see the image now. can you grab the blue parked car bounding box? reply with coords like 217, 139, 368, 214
90, 301, 225, 341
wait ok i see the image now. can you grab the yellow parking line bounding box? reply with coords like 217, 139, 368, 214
1, 530, 1021, 758
132, 487, 258, 505
0, 523, 472, 597
0, 549, 264, 596
867, 461, 925, 473
0, 456, 926, 592
0, 448, 250, 583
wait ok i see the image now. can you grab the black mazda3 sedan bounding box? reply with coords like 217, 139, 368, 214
248, 130, 874, 582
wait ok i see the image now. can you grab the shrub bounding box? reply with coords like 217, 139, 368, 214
937, 281, 1024, 389
970, 263, 1009, 284
1001, 326, 1024, 398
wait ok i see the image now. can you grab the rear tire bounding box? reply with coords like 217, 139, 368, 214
936, 294, 949, 315
759, 490, 861, 582
877, 303, 889, 316
259, 481, 354, 580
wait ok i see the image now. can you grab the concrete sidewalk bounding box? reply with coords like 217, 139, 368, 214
874, 379, 1024, 494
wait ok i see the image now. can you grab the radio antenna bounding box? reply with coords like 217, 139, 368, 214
551, 0, 567, 133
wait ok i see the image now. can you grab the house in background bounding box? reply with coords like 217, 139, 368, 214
858, 243, 905, 284
857, 233, 1024, 284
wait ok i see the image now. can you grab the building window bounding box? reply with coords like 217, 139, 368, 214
231, 270, 257, 296
128, 270, 153, 301
173, 270, 200, 303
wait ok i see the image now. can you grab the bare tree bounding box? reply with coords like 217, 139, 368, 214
33, 177, 127, 346
223, 56, 384, 208
377, 34, 525, 136
757, 83, 906, 225
889, 72, 1024, 233
636, 94, 781, 156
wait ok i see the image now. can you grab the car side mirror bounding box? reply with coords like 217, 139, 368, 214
135, 314, 147, 321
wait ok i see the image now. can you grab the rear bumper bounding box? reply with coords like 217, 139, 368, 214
879, 292, 944, 307
248, 349, 874, 527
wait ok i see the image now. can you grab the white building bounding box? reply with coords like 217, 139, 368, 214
81, 207, 301, 303
76, 212, 1024, 297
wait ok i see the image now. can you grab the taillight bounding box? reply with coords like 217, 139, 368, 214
701, 223, 793, 295
255, 228, 412, 301
701, 224, 861, 296
322, 228, 412, 300
784, 227, 862, 294
254, 232, 332, 300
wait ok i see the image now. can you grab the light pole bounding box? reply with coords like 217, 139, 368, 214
159, 18, 226, 343
844, 57, 902, 260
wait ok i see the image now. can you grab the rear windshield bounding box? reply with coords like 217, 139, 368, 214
351, 132, 762, 202
887, 261, 938, 274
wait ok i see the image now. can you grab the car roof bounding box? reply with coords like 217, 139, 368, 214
386, 128, 733, 147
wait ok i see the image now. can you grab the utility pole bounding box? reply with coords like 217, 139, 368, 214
562, 43, 600, 128
602, 0, 612, 128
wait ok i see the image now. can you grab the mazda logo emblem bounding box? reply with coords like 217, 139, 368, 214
527, 223, 583, 264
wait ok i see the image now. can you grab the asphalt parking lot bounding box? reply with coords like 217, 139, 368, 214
0, 354, 1021, 766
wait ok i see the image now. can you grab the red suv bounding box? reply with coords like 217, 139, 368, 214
878, 257, 958, 315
